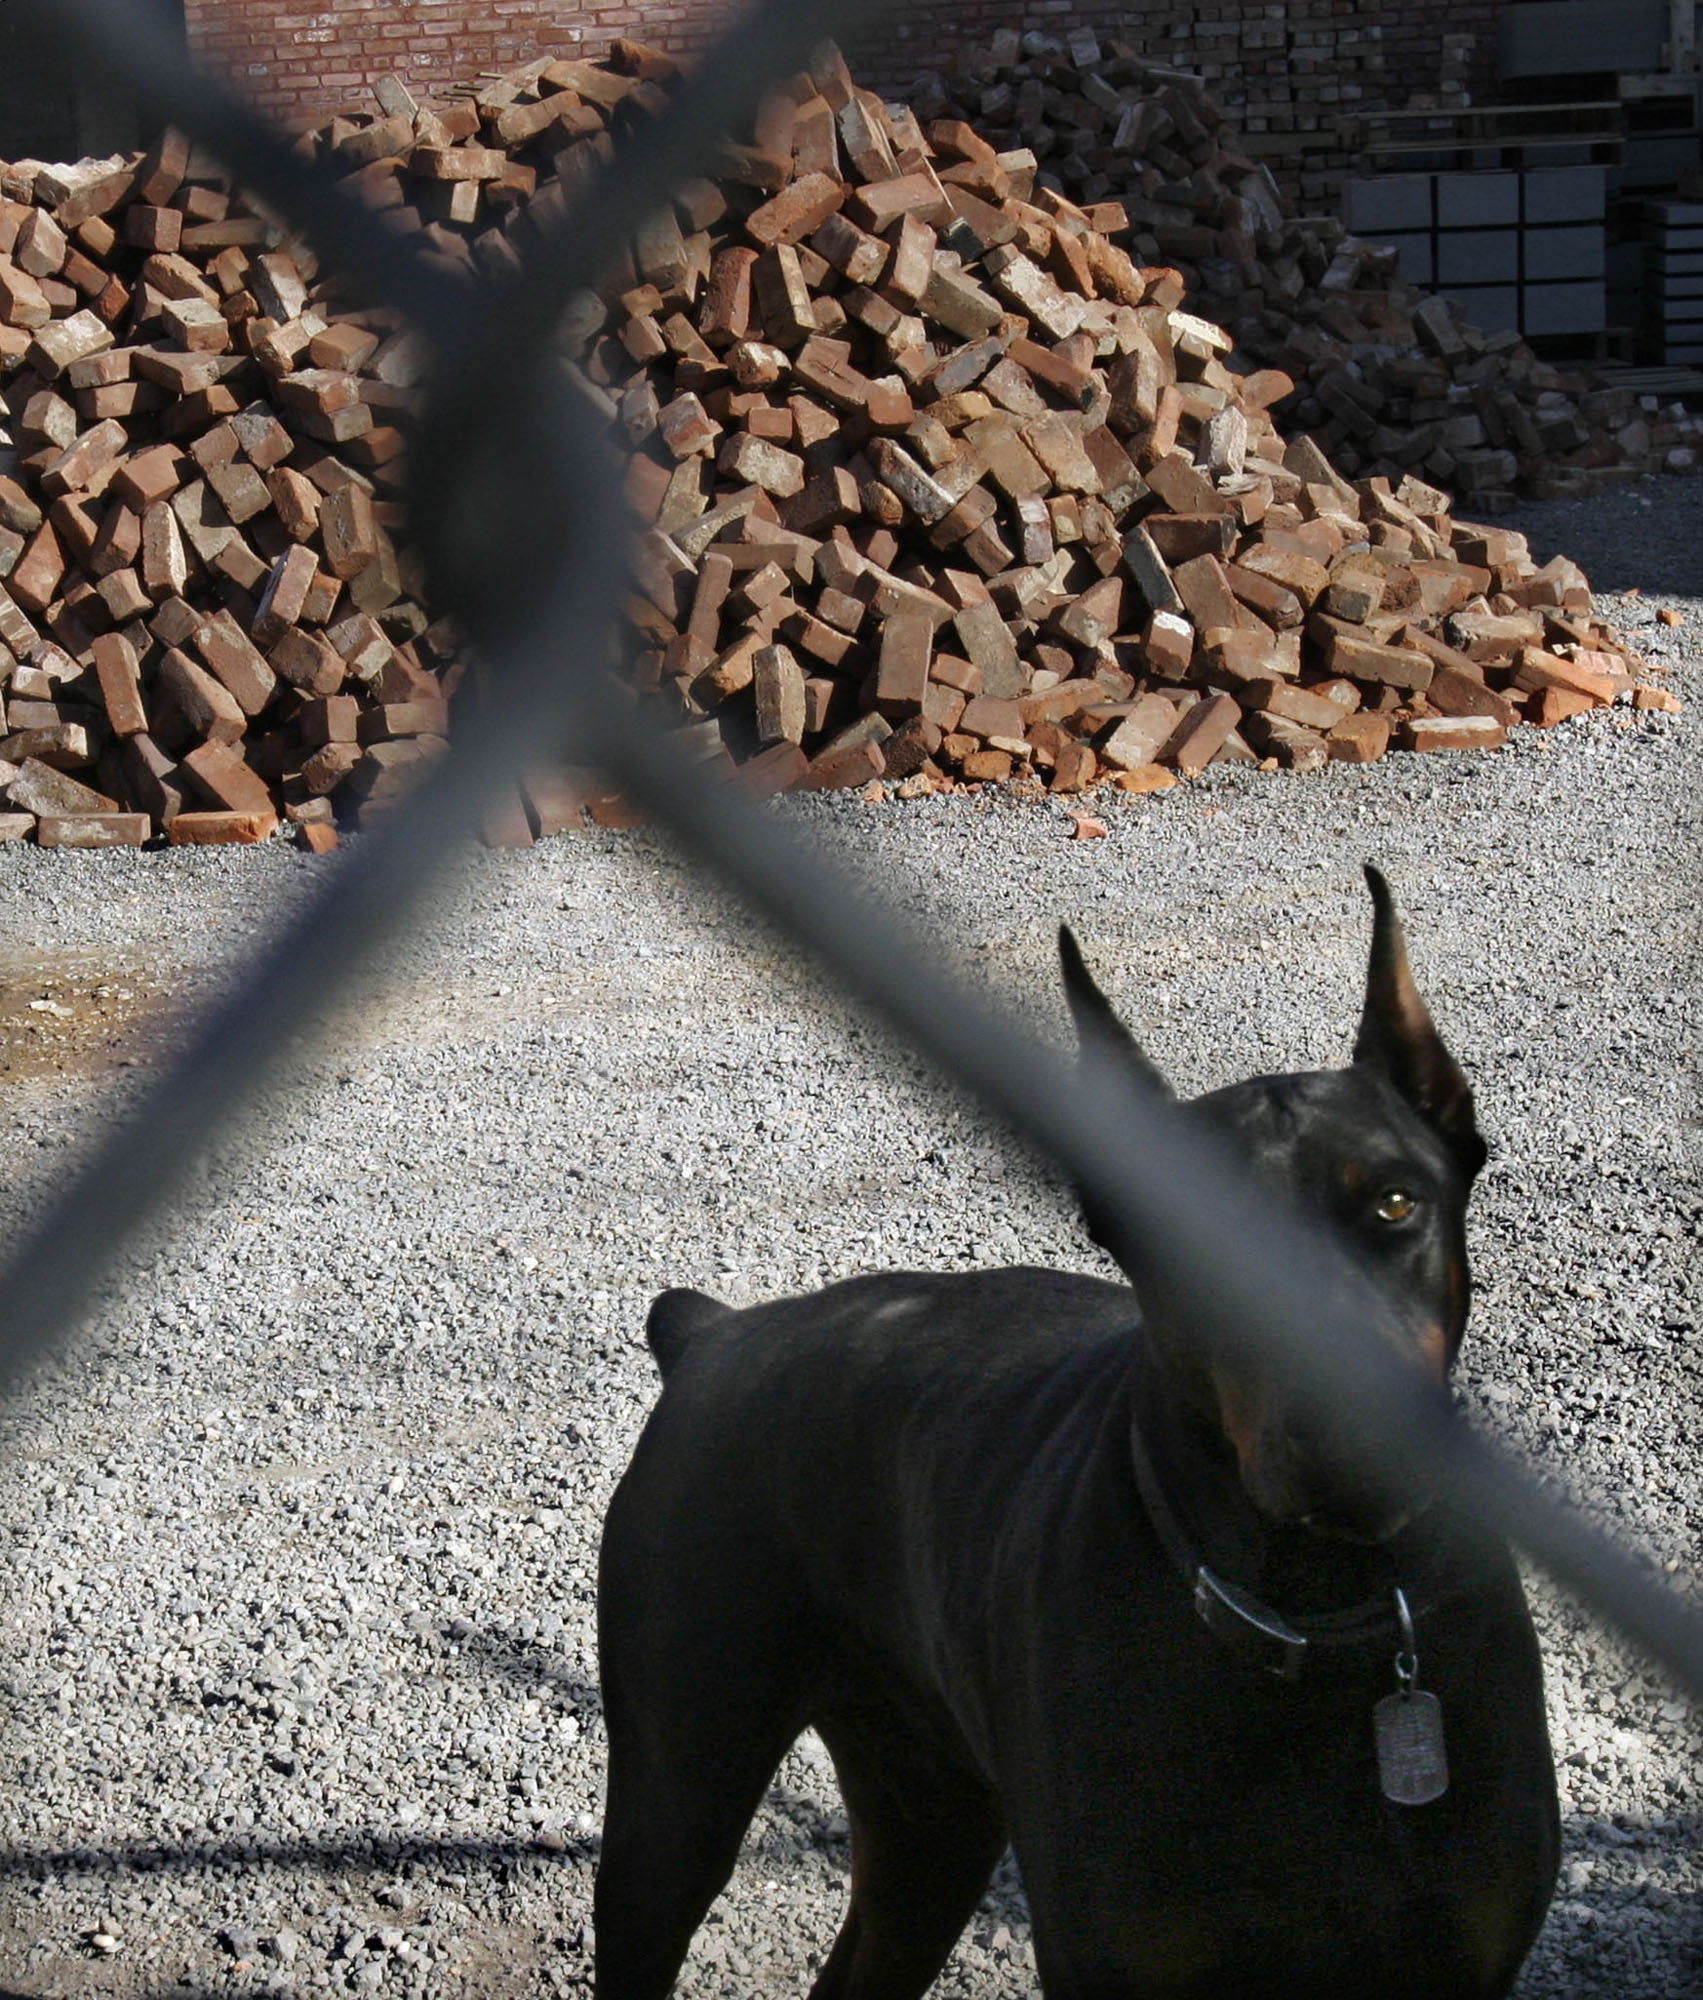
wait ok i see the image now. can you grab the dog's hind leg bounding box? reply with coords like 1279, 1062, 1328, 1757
596, 1371, 835, 2000
594, 1505, 814, 1999
593, 1664, 808, 1999
808, 1710, 1006, 2000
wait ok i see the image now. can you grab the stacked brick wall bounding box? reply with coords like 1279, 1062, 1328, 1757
182, 4, 1502, 194
1382, 0, 1500, 114
180, 3, 659, 125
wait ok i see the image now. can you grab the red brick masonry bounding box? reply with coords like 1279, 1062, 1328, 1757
183, 2, 1497, 134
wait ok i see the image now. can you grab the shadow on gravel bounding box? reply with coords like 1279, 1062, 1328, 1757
435, 1621, 604, 1712
0, 1828, 595, 1884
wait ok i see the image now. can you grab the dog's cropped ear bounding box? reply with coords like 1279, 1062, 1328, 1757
1353, 865, 1488, 1181
1059, 925, 1172, 1099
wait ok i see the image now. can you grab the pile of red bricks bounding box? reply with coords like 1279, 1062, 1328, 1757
0, 39, 1677, 850
0, 122, 463, 851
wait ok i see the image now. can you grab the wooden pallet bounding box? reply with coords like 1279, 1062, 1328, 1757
1236, 130, 1352, 159
1363, 100, 1623, 145
1526, 324, 1638, 363
1596, 362, 1703, 400
1353, 99, 1624, 169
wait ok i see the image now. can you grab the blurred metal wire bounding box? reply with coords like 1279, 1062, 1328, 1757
2, 0, 1698, 1713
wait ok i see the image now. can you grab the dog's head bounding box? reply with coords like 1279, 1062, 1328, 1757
1060, 865, 1485, 1545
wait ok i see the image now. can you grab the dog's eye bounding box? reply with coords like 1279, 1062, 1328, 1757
1375, 1188, 1417, 1225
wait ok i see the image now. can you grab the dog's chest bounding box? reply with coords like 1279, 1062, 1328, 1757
972, 1461, 1556, 1992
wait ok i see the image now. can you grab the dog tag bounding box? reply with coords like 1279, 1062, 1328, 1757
1375, 1588, 1448, 1805
1374, 1688, 1449, 1805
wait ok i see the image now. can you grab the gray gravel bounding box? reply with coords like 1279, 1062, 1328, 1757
0, 477, 1698, 1997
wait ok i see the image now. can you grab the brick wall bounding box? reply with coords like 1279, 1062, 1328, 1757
1381, 0, 1500, 113
182, 2, 1502, 134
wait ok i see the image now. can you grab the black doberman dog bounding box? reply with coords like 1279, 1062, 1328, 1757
595, 866, 1559, 2000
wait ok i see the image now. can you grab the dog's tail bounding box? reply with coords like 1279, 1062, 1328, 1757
645, 1287, 731, 1378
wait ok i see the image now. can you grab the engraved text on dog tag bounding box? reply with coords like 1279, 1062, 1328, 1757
1376, 1587, 1449, 1806
1375, 1688, 1449, 1805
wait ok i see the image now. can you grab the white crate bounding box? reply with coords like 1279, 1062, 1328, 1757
1524, 166, 1607, 224
1438, 230, 1520, 283
1524, 226, 1606, 281
1449, 285, 1522, 332
1437, 171, 1519, 227
1343, 175, 1433, 234
1521, 281, 1606, 335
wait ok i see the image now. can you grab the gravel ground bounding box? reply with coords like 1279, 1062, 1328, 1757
0, 478, 1698, 1997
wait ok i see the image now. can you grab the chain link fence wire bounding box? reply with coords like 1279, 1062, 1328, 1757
3, 0, 1699, 1777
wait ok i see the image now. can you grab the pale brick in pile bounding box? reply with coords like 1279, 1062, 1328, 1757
0, 37, 1680, 846
909, 28, 1703, 506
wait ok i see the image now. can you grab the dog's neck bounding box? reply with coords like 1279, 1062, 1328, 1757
1126, 1346, 1430, 1625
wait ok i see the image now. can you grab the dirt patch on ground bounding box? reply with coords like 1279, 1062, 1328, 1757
0, 948, 179, 1093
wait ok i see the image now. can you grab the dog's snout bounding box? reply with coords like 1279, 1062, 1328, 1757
1217, 1386, 1426, 1544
